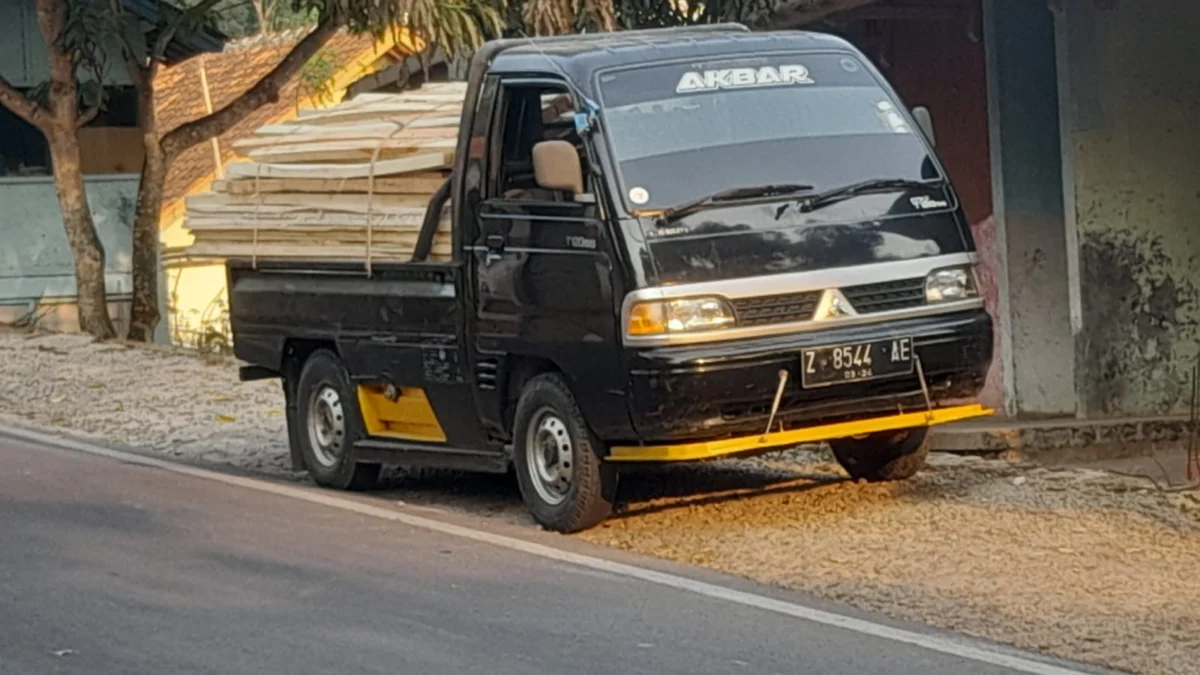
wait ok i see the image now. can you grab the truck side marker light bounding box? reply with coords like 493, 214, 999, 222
761, 369, 789, 442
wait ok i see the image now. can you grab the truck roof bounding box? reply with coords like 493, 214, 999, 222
489, 30, 859, 97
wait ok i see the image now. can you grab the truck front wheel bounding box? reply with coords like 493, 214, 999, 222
512, 374, 617, 533
295, 349, 380, 491
829, 427, 930, 482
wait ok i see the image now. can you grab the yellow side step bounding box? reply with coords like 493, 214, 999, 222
608, 404, 993, 463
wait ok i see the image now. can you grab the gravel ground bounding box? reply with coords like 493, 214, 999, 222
0, 331, 293, 474
2, 330, 1198, 675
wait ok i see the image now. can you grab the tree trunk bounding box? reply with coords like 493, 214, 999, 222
123, 49, 164, 342
38, 0, 116, 340
127, 140, 166, 342
46, 133, 115, 339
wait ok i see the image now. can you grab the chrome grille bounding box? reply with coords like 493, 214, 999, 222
731, 291, 822, 326
841, 278, 926, 314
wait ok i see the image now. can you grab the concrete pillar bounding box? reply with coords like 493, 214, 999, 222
983, 0, 1077, 417
1056, 1, 1200, 418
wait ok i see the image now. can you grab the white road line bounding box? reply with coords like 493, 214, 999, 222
3, 425, 1097, 675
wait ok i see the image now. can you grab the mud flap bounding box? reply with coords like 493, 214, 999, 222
282, 377, 306, 472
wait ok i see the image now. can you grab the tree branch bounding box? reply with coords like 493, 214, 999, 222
161, 18, 339, 159
77, 104, 101, 128
0, 74, 50, 131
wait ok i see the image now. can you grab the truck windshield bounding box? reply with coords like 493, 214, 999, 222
595, 53, 943, 214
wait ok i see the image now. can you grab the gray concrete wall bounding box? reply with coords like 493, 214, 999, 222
1059, 1, 1200, 417
984, 0, 1077, 417
0, 175, 137, 333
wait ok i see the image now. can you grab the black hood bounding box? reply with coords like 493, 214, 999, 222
639, 197, 971, 285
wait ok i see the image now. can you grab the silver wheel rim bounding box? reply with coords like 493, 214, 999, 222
525, 407, 574, 506
307, 385, 346, 468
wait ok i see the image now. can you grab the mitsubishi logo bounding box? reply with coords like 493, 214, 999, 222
813, 289, 858, 321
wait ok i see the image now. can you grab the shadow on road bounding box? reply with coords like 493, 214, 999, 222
368, 456, 874, 524
611, 475, 844, 520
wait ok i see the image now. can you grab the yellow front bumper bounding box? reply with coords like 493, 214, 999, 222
607, 404, 993, 463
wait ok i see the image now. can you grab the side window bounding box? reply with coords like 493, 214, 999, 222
489, 82, 587, 201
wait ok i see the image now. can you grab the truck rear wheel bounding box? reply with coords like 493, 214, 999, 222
830, 427, 930, 482
512, 374, 617, 533
295, 349, 380, 491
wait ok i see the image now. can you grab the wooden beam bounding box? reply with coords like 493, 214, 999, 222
233, 127, 457, 153
211, 174, 448, 195
244, 137, 457, 164
185, 242, 453, 260
186, 191, 431, 212
224, 151, 454, 179
186, 212, 439, 229
190, 230, 451, 243
183, 80, 469, 265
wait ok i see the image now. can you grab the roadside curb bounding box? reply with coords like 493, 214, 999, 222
0, 421, 128, 454
931, 416, 1196, 462
0, 421, 306, 485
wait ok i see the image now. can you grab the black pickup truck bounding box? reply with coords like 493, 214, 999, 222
228, 24, 995, 532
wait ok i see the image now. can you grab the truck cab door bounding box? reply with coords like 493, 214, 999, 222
464, 78, 630, 443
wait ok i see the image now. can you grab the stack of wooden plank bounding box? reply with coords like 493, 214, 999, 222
183, 82, 467, 263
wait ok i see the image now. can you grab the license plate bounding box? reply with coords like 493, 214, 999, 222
800, 337, 914, 388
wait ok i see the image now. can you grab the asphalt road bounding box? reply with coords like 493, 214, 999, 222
0, 435, 1106, 675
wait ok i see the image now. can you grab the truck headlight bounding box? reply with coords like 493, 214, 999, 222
627, 297, 736, 336
925, 266, 978, 303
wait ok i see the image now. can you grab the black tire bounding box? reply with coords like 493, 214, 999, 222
294, 349, 381, 491
830, 427, 930, 482
512, 373, 617, 533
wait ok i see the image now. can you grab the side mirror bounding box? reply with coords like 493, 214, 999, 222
532, 140, 584, 195
912, 106, 936, 147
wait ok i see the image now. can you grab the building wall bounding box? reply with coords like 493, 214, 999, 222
874, 6, 993, 227
984, 0, 1076, 417
1060, 1, 1200, 417
0, 175, 138, 333
165, 261, 231, 353
161, 220, 232, 352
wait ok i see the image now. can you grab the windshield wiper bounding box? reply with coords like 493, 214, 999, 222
657, 184, 814, 224
798, 178, 942, 213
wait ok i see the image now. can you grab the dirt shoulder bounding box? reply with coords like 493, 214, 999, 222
2, 330, 1198, 675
